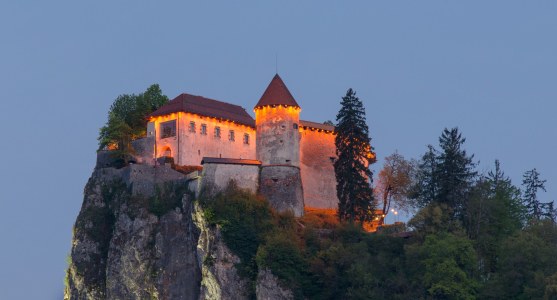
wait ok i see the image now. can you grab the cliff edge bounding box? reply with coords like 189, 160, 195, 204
64, 166, 293, 300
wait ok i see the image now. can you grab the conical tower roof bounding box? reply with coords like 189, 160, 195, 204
254, 74, 300, 109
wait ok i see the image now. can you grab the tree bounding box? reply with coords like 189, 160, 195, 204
334, 88, 376, 223
419, 233, 480, 300
436, 127, 478, 219
522, 168, 551, 220
482, 220, 557, 299
97, 84, 169, 162
410, 127, 477, 221
375, 150, 416, 225
463, 161, 524, 278
323, 120, 334, 126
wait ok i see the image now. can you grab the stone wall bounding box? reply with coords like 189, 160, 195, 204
259, 165, 304, 217
131, 136, 154, 164
93, 163, 190, 196
200, 161, 260, 197
96, 150, 116, 169
299, 128, 338, 209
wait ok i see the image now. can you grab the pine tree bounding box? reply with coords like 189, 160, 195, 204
410, 127, 477, 220
522, 168, 548, 220
436, 127, 477, 219
334, 88, 376, 223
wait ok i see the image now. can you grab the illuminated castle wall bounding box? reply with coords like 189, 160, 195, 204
139, 74, 339, 211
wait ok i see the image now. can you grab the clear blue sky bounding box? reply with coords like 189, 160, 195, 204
1, 1, 556, 299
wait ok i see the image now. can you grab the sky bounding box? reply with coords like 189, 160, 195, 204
1, 1, 556, 299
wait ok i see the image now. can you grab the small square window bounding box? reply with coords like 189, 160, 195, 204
201, 124, 207, 135
189, 121, 195, 132
215, 127, 221, 138
293, 123, 298, 129
244, 134, 250, 145
229, 130, 235, 141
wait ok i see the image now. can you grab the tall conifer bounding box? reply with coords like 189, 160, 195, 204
334, 88, 376, 222
522, 168, 551, 220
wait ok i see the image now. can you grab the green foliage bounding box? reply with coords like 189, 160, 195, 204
334, 88, 376, 223
419, 233, 480, 300
481, 220, 557, 299
64, 253, 71, 286
407, 203, 464, 245
410, 127, 477, 221
203, 182, 413, 299
323, 120, 334, 126
97, 84, 169, 161
199, 181, 274, 298
146, 181, 192, 218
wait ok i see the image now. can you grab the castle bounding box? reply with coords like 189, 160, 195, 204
98, 74, 346, 217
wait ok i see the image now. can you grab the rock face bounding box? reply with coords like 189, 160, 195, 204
256, 268, 294, 300
64, 169, 291, 300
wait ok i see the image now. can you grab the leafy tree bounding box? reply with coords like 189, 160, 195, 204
407, 203, 465, 245
334, 88, 376, 223
522, 168, 552, 220
97, 84, 169, 162
419, 233, 480, 300
376, 150, 416, 224
482, 220, 557, 299
464, 160, 525, 277
323, 120, 334, 126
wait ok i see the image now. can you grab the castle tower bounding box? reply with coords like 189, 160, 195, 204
255, 74, 305, 217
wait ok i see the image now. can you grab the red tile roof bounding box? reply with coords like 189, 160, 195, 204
254, 74, 300, 109
146, 93, 255, 127
300, 120, 335, 132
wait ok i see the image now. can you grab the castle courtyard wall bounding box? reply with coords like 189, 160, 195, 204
299, 128, 339, 209
200, 162, 260, 196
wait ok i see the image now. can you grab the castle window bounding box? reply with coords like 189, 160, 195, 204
189, 121, 195, 132
215, 126, 221, 138
293, 123, 298, 129
162, 147, 171, 157
160, 120, 176, 139
229, 130, 235, 141
244, 134, 250, 145
201, 124, 207, 135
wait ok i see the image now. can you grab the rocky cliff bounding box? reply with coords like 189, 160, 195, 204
64, 168, 293, 300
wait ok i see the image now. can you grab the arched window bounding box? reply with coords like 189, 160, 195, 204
293, 123, 298, 129
162, 146, 171, 157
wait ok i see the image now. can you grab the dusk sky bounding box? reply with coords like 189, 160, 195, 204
1, 2, 556, 299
